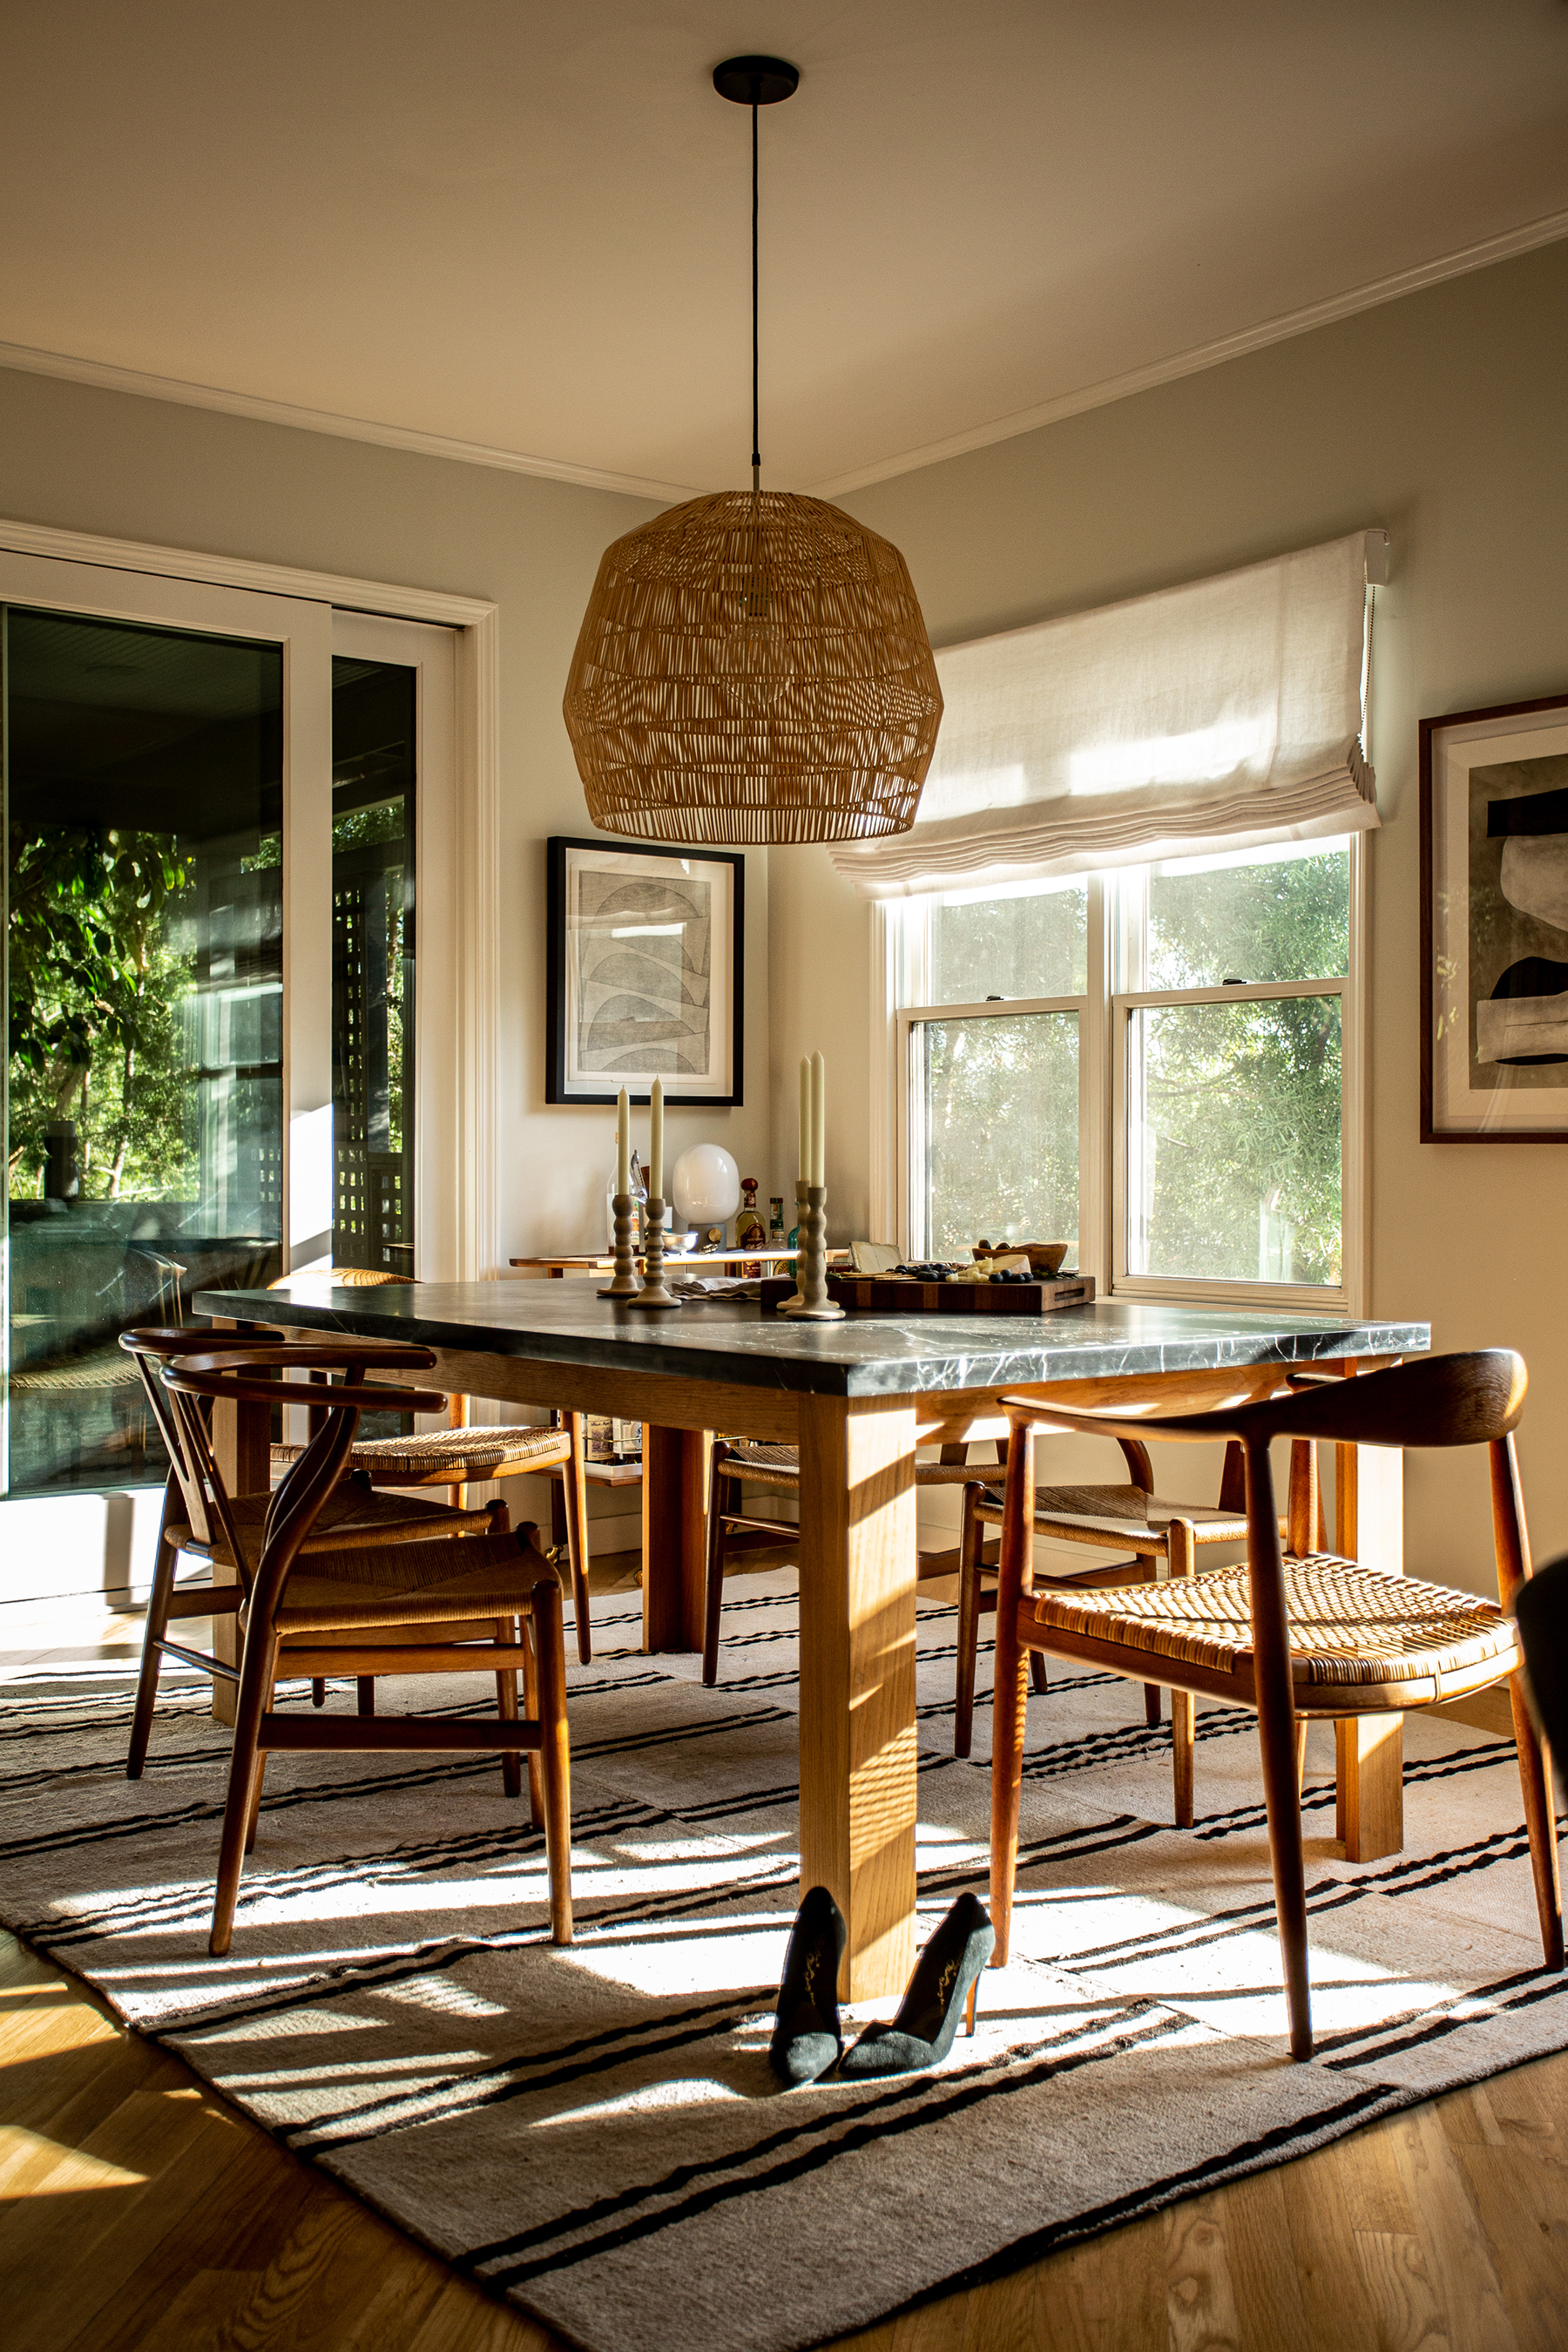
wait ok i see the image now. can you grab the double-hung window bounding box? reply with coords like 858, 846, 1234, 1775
892, 836, 1362, 1309
862, 531, 1382, 1313
896, 876, 1092, 1269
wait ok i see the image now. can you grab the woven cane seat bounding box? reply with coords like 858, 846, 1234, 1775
720, 1442, 1000, 1492
169, 1484, 473, 1573
272, 1535, 550, 1637
272, 1423, 571, 1484
1025, 1552, 1519, 1707
976, 1482, 1256, 1550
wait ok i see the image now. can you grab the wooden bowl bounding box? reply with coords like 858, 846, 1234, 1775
1024, 1242, 1071, 1276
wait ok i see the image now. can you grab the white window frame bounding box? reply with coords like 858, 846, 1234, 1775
876, 835, 1368, 1314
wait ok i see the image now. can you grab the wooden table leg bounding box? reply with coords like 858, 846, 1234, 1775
1335, 1436, 1406, 1860
797, 1395, 919, 2003
641, 1424, 709, 1652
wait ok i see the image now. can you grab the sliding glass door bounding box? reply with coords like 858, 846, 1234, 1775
1, 560, 456, 1510
3, 605, 288, 1493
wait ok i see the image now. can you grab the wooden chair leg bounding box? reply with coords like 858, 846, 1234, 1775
1029, 1652, 1049, 1696
531, 1576, 573, 1944
1509, 1669, 1565, 1969
1167, 1519, 1196, 1825
356, 1676, 375, 1716
1258, 1695, 1313, 2058
955, 1484, 982, 1759
1246, 1438, 1313, 2058
1144, 1685, 1161, 1725
1171, 1688, 1194, 1828
563, 1413, 592, 1666
702, 1448, 731, 1686
989, 1419, 1035, 1967
211, 1626, 279, 1958
517, 1612, 544, 1826
492, 1614, 524, 1808
447, 1391, 469, 1514
126, 1476, 180, 1778
311, 1679, 327, 1708
243, 1746, 269, 1855
1288, 1438, 1320, 1561
1294, 1719, 1308, 1798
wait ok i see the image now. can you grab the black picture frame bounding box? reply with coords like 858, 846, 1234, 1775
1420, 690, 1568, 1142
545, 836, 745, 1105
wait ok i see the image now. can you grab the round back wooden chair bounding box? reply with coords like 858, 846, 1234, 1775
987, 1352, 1561, 2060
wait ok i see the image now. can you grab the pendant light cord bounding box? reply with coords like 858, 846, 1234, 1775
751, 90, 760, 486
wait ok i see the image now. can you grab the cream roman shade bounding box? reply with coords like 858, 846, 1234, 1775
830, 531, 1379, 900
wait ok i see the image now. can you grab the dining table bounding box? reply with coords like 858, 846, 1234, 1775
193, 1279, 1429, 2000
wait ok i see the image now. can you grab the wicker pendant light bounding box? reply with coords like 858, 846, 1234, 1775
564, 57, 943, 848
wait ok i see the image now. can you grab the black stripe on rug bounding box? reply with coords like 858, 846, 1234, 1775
1318, 1966, 1568, 2072
294, 1997, 771, 2154
879, 2078, 1403, 2322
468, 2006, 1185, 2288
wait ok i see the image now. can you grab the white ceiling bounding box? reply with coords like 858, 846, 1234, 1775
5, 0, 1568, 499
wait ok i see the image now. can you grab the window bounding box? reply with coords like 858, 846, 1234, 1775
892, 837, 1362, 1308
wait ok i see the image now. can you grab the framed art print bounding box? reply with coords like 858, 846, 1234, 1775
545, 837, 744, 1105
1421, 691, 1568, 1140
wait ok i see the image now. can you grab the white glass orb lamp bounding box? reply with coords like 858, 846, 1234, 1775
671, 1144, 741, 1234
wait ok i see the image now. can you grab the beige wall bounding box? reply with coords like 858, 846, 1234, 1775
771, 238, 1568, 1590
0, 367, 771, 1268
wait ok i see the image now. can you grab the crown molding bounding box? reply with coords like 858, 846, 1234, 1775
805, 206, 1568, 500
3, 203, 1565, 510
0, 339, 694, 504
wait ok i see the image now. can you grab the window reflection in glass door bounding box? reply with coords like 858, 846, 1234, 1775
3, 606, 285, 1495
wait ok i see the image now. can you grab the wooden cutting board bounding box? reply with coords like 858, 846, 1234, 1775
760, 1272, 1096, 1315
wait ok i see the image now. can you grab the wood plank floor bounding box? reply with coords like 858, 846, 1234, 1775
5, 1928, 1568, 2351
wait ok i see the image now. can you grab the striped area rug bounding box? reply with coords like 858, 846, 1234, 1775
3, 1569, 1565, 2352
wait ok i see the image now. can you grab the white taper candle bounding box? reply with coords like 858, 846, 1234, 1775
649, 1078, 663, 1200
810, 1052, 826, 1188
616, 1088, 630, 1195
798, 1057, 810, 1184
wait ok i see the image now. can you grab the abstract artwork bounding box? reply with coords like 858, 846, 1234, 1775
1422, 693, 1568, 1140
546, 839, 743, 1105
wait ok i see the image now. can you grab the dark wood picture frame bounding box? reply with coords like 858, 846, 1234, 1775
1421, 689, 1568, 1143
545, 836, 745, 1106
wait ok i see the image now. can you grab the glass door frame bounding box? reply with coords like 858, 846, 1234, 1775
0, 548, 334, 1319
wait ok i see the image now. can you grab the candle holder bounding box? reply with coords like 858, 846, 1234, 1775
629, 1195, 682, 1310
781, 1185, 844, 1321
598, 1193, 641, 1296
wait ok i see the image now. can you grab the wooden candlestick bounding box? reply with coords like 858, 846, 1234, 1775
781, 1185, 843, 1321
629, 1195, 681, 1310
598, 1193, 640, 1296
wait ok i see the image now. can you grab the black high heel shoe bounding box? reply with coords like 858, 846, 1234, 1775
838, 1892, 995, 2078
770, 1885, 848, 2085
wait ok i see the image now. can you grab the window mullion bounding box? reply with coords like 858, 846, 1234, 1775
1081, 873, 1109, 1294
